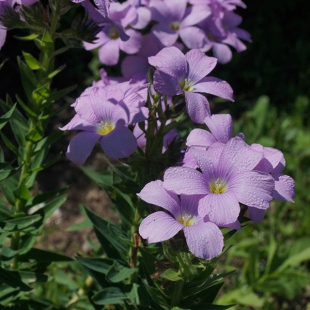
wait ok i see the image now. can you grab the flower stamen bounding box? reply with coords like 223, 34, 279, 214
209, 178, 227, 194
177, 213, 196, 226
96, 120, 115, 136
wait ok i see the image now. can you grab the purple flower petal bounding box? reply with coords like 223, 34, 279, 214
148, 46, 187, 78
204, 114, 233, 143
185, 92, 211, 123
213, 43, 232, 64
273, 175, 295, 202
165, 0, 187, 22
179, 26, 206, 49
100, 126, 137, 158
119, 29, 143, 54
66, 131, 100, 165
164, 166, 208, 195
198, 192, 240, 224
60, 114, 95, 132
181, 5, 211, 27
137, 180, 181, 216
184, 222, 223, 259
194, 77, 234, 101
230, 171, 274, 210
139, 211, 183, 243
153, 70, 183, 96
152, 23, 179, 47
219, 137, 262, 174
248, 207, 265, 223
186, 49, 217, 84
186, 128, 217, 148
98, 40, 120, 65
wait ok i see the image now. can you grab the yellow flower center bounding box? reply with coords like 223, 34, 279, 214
177, 213, 196, 226
209, 178, 227, 194
109, 27, 120, 40
96, 120, 115, 136
170, 21, 181, 31
179, 78, 194, 92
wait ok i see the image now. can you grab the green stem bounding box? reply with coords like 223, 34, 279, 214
170, 280, 184, 307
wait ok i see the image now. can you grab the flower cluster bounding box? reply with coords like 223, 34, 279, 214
56, 0, 294, 262
138, 114, 295, 259
61, 80, 148, 164
80, 0, 250, 67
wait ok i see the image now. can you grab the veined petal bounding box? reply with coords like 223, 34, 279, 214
148, 46, 188, 78
153, 70, 183, 96
185, 92, 211, 123
273, 175, 295, 202
230, 171, 274, 210
60, 114, 95, 132
100, 126, 137, 158
184, 222, 223, 259
186, 128, 217, 147
164, 166, 208, 195
186, 49, 217, 84
194, 77, 234, 101
66, 131, 100, 165
204, 114, 233, 143
198, 192, 240, 225
139, 211, 183, 243
219, 137, 262, 174
137, 180, 181, 216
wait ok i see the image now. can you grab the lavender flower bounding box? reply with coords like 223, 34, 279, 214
149, 0, 210, 49
149, 47, 234, 123
84, 1, 142, 65
248, 144, 295, 222
164, 137, 275, 226
61, 84, 147, 164
199, 8, 251, 64
138, 180, 224, 259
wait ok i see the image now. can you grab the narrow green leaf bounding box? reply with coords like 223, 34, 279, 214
13, 181, 31, 202
107, 263, 137, 283
76, 256, 114, 275
19, 248, 73, 264
22, 51, 42, 70
0, 174, 19, 205
92, 287, 127, 305
276, 247, 310, 272
47, 64, 66, 79
1, 214, 41, 232
32, 83, 50, 103
32, 194, 67, 224
85, 207, 129, 260
17, 57, 38, 102
0, 131, 19, 156
160, 269, 182, 282
26, 187, 68, 209
51, 46, 70, 57
0, 103, 16, 130
15, 33, 39, 41
16, 95, 37, 117
0, 266, 32, 291
0, 58, 8, 70
80, 166, 113, 187
47, 85, 76, 103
